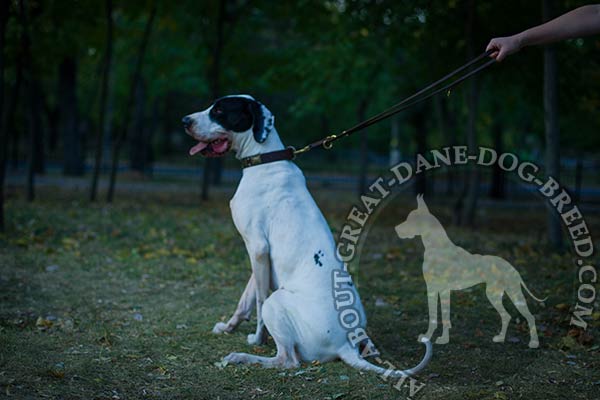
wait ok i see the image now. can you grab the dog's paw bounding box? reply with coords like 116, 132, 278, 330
435, 335, 449, 345
222, 352, 245, 365
492, 334, 505, 343
247, 333, 265, 346
212, 322, 229, 334
528, 339, 539, 349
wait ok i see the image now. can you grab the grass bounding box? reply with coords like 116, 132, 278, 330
1, 185, 598, 399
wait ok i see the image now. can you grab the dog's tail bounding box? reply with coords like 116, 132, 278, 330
339, 337, 432, 378
520, 280, 548, 302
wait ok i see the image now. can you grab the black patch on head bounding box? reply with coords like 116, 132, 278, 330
209, 96, 268, 143
313, 250, 324, 267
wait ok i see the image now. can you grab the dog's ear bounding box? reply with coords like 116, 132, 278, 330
250, 101, 268, 143
417, 194, 429, 212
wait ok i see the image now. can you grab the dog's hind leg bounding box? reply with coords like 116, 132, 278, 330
506, 287, 539, 348
418, 288, 439, 342
485, 284, 510, 343
222, 290, 301, 368
222, 339, 300, 368
222, 338, 300, 369
436, 290, 451, 344
213, 274, 256, 334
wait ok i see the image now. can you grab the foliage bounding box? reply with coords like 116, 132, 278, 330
3, 0, 599, 167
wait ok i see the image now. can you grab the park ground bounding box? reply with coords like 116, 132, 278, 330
1, 179, 599, 399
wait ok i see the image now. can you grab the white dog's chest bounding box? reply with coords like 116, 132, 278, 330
230, 162, 343, 290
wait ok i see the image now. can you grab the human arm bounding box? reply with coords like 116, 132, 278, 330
486, 4, 600, 61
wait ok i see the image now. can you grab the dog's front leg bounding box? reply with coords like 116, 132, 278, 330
246, 242, 270, 346
418, 287, 439, 342
213, 274, 256, 334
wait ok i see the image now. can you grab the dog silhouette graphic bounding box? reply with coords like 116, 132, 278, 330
395, 195, 546, 348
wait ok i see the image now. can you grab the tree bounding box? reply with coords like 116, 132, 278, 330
106, 3, 156, 202
129, 79, 150, 174
460, 0, 480, 227
60, 57, 83, 175
18, 0, 43, 201
413, 106, 428, 196
543, 0, 562, 247
489, 116, 506, 199
199, 0, 250, 200
357, 99, 368, 194
90, 0, 114, 202
0, 0, 9, 230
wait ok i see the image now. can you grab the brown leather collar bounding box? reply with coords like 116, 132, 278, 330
240, 147, 296, 168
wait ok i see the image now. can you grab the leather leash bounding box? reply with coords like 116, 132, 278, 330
241, 50, 497, 168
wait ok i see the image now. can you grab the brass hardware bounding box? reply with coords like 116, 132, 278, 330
242, 154, 262, 167
249, 154, 262, 166
322, 134, 337, 150
287, 146, 298, 159
293, 145, 310, 155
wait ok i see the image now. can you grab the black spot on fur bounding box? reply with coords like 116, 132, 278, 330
313, 250, 324, 267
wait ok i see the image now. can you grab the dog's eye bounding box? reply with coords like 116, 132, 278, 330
214, 107, 223, 115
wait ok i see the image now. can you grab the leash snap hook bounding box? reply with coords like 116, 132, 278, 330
322, 134, 337, 150
293, 145, 310, 156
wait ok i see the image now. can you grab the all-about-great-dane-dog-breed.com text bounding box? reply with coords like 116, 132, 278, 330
181, 94, 432, 376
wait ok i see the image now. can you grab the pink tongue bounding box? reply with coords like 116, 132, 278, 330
212, 140, 229, 153
189, 141, 208, 156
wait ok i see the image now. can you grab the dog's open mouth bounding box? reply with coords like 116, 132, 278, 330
189, 137, 232, 157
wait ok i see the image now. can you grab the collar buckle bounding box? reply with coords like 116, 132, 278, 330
242, 154, 262, 168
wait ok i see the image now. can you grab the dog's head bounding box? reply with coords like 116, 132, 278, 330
182, 94, 275, 157
394, 194, 433, 239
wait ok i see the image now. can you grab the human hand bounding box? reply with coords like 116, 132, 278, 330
486, 35, 523, 61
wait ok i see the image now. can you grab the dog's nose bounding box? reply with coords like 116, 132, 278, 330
182, 116, 192, 128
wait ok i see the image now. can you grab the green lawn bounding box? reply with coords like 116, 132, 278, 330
1, 186, 598, 399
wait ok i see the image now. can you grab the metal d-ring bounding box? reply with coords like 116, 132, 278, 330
322, 134, 337, 150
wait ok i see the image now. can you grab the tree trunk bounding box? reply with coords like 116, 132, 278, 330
4, 55, 23, 170
107, 3, 156, 202
29, 80, 45, 175
435, 95, 456, 195
60, 57, 83, 175
202, 0, 227, 200
129, 78, 146, 173
146, 97, 159, 175
414, 108, 427, 195
461, 89, 479, 226
18, 0, 42, 200
489, 118, 505, 199
574, 157, 582, 203
106, 3, 156, 203
358, 99, 368, 195
0, 0, 8, 230
27, 77, 44, 201
45, 101, 59, 152
90, 0, 113, 202
460, 0, 479, 226
161, 91, 174, 155
543, 0, 562, 247
389, 115, 400, 166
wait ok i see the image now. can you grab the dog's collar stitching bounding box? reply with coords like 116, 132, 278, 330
240, 147, 295, 168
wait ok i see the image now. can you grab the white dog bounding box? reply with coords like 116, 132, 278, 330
182, 94, 431, 376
